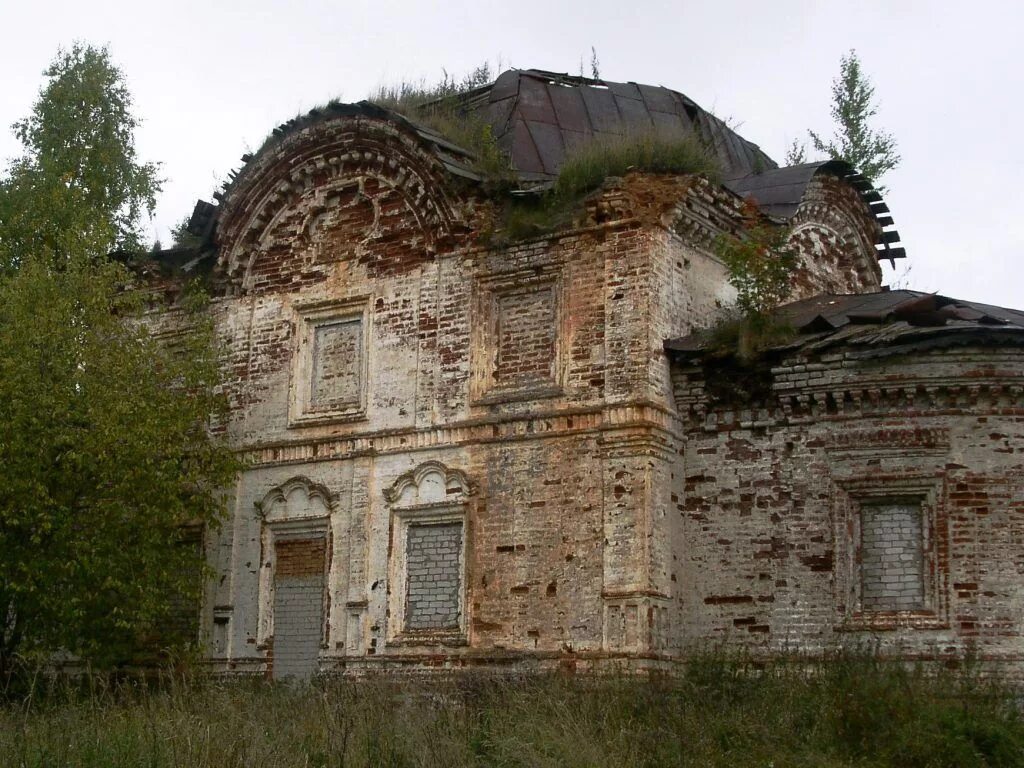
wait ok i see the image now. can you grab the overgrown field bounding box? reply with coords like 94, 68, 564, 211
2, 657, 1022, 767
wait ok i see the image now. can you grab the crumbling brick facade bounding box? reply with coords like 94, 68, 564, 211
150, 86, 1021, 679
669, 318, 1024, 671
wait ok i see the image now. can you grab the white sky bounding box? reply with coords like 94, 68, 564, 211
1, 0, 1021, 307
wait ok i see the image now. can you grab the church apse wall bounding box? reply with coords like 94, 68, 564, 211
669, 334, 1024, 669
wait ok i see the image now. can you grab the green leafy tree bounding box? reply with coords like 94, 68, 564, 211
715, 197, 798, 359
170, 215, 203, 250
784, 138, 807, 166
809, 50, 900, 190
0, 45, 238, 675
0, 44, 160, 271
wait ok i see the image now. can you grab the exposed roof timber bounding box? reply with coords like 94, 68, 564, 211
665, 291, 1024, 359
724, 160, 904, 262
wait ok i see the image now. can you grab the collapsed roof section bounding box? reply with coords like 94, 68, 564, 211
666, 291, 1024, 361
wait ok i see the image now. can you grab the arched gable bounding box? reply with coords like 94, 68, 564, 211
786, 173, 884, 298
215, 109, 464, 294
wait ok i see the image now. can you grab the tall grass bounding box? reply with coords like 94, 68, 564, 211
366, 68, 722, 223
494, 131, 720, 243
2, 656, 1021, 767
367, 65, 512, 186
553, 130, 720, 201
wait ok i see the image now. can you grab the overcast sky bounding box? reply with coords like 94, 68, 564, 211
1, 0, 1020, 307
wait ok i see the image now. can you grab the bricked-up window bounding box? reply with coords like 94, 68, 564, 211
404, 522, 463, 630
860, 501, 925, 611
290, 300, 368, 425
495, 287, 556, 386
271, 537, 327, 680
309, 319, 362, 412
385, 462, 473, 643
471, 269, 564, 404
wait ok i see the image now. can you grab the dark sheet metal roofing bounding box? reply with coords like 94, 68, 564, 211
665, 291, 1024, 357
456, 69, 778, 183
182, 69, 906, 269
725, 161, 905, 263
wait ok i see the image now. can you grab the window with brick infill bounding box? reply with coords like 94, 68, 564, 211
829, 438, 950, 630
495, 287, 556, 387
404, 522, 463, 631
385, 462, 473, 644
860, 501, 925, 612
471, 268, 564, 403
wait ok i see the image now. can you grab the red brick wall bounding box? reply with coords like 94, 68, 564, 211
671, 347, 1024, 666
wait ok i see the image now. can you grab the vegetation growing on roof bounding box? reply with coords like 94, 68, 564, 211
251, 66, 726, 244
711, 196, 798, 360
368, 63, 494, 111
169, 215, 203, 250
368, 64, 514, 187
554, 130, 720, 199
491, 130, 722, 244
368, 65, 723, 224
805, 50, 900, 192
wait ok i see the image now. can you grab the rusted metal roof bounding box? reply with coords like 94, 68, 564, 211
725, 161, 905, 263
458, 69, 777, 183
665, 291, 1024, 358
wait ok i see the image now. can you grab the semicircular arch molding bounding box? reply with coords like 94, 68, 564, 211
786, 175, 883, 297
384, 461, 476, 507
256, 476, 336, 523
217, 117, 461, 292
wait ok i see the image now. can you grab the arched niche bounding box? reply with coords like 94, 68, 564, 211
383, 460, 476, 507
257, 476, 334, 524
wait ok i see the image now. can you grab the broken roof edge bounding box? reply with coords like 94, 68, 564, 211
208, 99, 484, 211
725, 160, 904, 263
665, 290, 1024, 361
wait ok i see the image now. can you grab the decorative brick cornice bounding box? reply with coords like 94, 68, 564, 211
236, 401, 682, 468
675, 369, 1024, 433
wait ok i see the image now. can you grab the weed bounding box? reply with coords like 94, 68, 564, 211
488, 130, 721, 244
368, 64, 514, 188
553, 129, 719, 201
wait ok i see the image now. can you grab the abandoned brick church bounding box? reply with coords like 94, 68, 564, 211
156, 69, 1024, 679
